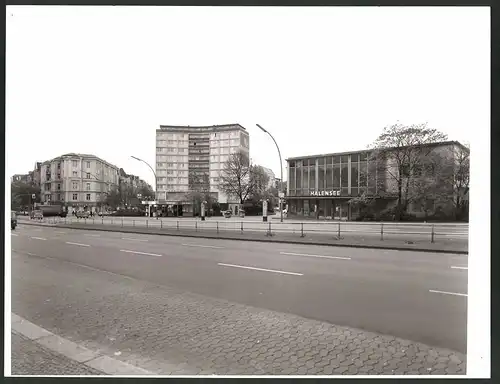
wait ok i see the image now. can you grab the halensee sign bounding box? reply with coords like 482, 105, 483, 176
310, 190, 341, 197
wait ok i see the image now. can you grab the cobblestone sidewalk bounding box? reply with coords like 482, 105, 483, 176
12, 251, 466, 375
11, 332, 103, 376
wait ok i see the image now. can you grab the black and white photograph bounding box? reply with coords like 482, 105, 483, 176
6, 5, 490, 378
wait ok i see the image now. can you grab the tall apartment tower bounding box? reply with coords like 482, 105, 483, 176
155, 124, 250, 216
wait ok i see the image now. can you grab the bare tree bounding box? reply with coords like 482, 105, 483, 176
219, 151, 268, 205
369, 122, 448, 220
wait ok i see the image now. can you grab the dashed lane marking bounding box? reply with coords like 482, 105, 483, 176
84, 234, 101, 237
280, 252, 351, 260
119, 249, 162, 257
182, 243, 224, 249
451, 266, 468, 270
65, 242, 91, 247
429, 289, 468, 297
218, 262, 303, 276
11, 233, 18, 236
30, 237, 47, 241
121, 238, 149, 242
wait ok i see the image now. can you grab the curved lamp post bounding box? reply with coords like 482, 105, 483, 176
256, 124, 284, 223
131, 156, 158, 219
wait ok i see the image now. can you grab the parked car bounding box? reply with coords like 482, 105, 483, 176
222, 210, 232, 218
31, 210, 44, 220
75, 211, 90, 219
11, 211, 17, 230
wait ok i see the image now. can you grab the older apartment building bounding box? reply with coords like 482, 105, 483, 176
39, 153, 120, 211
156, 124, 250, 215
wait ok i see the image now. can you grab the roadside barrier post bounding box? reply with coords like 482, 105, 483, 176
85, 218, 87, 225
195, 221, 198, 232
338, 222, 341, 238
102, 217, 104, 225
93, 218, 95, 225
380, 223, 384, 241
146, 220, 149, 228
431, 224, 435, 243
161, 220, 163, 229
217, 221, 219, 234
64, 217, 67, 225
122, 218, 124, 228
111, 219, 114, 225
133, 220, 135, 227
177, 221, 179, 231
301, 222, 304, 237
241, 222, 243, 233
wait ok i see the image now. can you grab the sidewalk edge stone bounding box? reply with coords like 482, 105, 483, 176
11, 313, 153, 376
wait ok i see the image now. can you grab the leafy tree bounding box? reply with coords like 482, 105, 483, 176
105, 187, 122, 209
11, 182, 40, 210
369, 122, 448, 220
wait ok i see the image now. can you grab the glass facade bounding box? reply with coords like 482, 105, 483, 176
287, 151, 382, 219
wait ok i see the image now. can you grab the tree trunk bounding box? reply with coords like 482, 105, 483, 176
396, 182, 403, 221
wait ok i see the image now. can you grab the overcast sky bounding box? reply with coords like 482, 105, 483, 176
6, 6, 489, 187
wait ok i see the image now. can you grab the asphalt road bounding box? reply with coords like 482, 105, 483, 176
11, 223, 467, 354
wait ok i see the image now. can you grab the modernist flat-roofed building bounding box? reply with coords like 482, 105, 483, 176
39, 153, 120, 211
156, 124, 250, 215
286, 141, 468, 220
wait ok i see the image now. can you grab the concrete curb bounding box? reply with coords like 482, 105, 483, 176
18, 222, 468, 255
11, 313, 152, 376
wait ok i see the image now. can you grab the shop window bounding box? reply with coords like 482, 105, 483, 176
296, 160, 302, 168
352, 154, 360, 162
325, 156, 333, 165
289, 161, 295, 168
296, 168, 302, 189
341, 155, 349, 164
342, 187, 349, 196
318, 157, 325, 166
333, 156, 340, 164
351, 187, 359, 196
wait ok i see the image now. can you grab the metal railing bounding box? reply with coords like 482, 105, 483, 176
24, 216, 469, 244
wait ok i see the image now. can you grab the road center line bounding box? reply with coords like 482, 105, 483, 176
182, 244, 224, 249
429, 289, 468, 297
451, 266, 468, 270
120, 249, 162, 257
30, 237, 47, 241
54, 231, 67, 234
84, 234, 101, 237
65, 242, 90, 247
218, 263, 303, 276
280, 252, 351, 260
121, 238, 148, 242
11, 233, 19, 236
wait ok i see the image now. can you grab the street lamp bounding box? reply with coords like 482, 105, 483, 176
256, 124, 284, 223
131, 156, 158, 219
